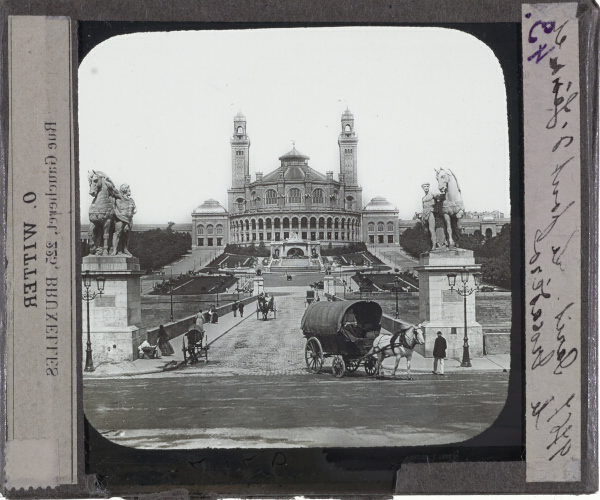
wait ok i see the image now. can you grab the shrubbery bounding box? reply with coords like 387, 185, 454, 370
399, 222, 511, 288
223, 242, 270, 257
127, 228, 191, 273
398, 223, 430, 259
320, 242, 367, 256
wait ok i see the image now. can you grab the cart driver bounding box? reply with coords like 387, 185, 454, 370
343, 310, 357, 326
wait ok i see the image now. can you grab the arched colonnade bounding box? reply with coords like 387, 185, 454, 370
228, 214, 361, 244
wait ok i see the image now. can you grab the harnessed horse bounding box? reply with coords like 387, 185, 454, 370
367, 326, 425, 380
257, 294, 275, 320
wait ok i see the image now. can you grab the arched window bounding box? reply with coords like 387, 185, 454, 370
368, 222, 375, 233
197, 224, 204, 235
207, 225, 214, 235
377, 222, 384, 232
346, 196, 354, 210
216, 224, 223, 235
312, 188, 324, 204
237, 126, 243, 134
387, 222, 394, 232
345, 124, 351, 133
236, 197, 245, 212
287, 188, 302, 204
265, 189, 277, 205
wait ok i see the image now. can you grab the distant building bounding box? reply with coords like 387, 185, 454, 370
361, 197, 399, 245
191, 199, 229, 248
398, 214, 510, 239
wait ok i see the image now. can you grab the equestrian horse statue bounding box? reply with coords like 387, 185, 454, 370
436, 168, 465, 249
88, 170, 119, 255
366, 325, 425, 380
87, 171, 137, 256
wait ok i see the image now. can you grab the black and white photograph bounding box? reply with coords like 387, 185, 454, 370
79, 26, 516, 450
2, 0, 598, 494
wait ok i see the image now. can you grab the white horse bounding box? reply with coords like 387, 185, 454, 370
436, 168, 465, 248
367, 326, 425, 380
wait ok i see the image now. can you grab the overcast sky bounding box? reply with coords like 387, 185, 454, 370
79, 27, 510, 225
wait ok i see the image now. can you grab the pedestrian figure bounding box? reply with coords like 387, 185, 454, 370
239, 301, 244, 317
157, 325, 175, 356
208, 306, 217, 323
232, 301, 238, 317
433, 331, 447, 375
196, 309, 206, 336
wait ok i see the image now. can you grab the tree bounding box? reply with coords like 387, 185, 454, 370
127, 228, 191, 273
320, 242, 367, 256
399, 223, 430, 258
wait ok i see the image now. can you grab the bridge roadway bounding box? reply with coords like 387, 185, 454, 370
84, 288, 513, 449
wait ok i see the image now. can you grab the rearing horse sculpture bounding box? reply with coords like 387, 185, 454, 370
436, 168, 465, 248
88, 170, 119, 255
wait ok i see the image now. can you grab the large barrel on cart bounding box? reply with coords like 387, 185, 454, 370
300, 300, 382, 378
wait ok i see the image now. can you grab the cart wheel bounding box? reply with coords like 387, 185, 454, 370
364, 356, 377, 376
344, 357, 360, 373
305, 337, 324, 374
332, 356, 345, 378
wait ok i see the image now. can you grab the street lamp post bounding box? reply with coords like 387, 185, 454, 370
169, 283, 174, 323
82, 271, 106, 372
447, 267, 481, 368
393, 276, 401, 319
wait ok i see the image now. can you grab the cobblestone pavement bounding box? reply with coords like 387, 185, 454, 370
84, 288, 514, 449
194, 290, 311, 377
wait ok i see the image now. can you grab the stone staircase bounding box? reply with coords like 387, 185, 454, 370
270, 257, 322, 273
476, 294, 512, 332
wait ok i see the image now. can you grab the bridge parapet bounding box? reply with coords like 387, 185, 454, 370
146, 295, 258, 348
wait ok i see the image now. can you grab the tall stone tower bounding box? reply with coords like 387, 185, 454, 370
231, 111, 250, 188
338, 108, 358, 186
338, 108, 362, 210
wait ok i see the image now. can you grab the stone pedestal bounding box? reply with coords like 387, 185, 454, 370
323, 276, 335, 296
416, 249, 483, 359
82, 256, 145, 364
253, 275, 264, 295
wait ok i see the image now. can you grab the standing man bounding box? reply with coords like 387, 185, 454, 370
421, 183, 440, 250
232, 301, 239, 317
238, 301, 244, 317
111, 183, 136, 256
432, 331, 447, 375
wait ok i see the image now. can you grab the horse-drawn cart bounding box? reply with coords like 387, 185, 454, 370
300, 300, 382, 378
256, 294, 276, 320
182, 325, 209, 364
